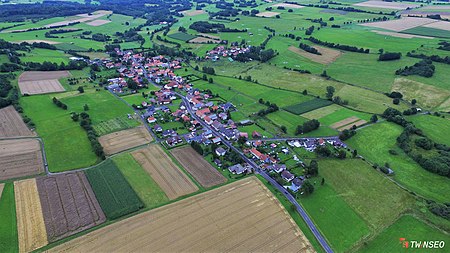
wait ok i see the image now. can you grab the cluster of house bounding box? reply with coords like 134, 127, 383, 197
286, 137, 346, 152
205, 45, 251, 61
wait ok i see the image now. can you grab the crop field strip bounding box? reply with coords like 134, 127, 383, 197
0, 182, 18, 253
84, 160, 143, 220
14, 179, 48, 253
36, 172, 106, 242
98, 126, 153, 155
0, 139, 44, 181
48, 177, 314, 253
132, 145, 198, 199
283, 98, 333, 115
170, 146, 226, 188
338, 120, 367, 131
288, 45, 343, 65
93, 117, 138, 136
0, 106, 34, 137
18, 71, 70, 95
0, 183, 4, 198
361, 17, 438, 32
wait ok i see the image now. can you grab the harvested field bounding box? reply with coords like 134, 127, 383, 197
338, 119, 367, 131
86, 20, 111, 26
0, 183, 4, 198
255, 11, 280, 17
392, 78, 450, 109
422, 5, 450, 10
181, 9, 205, 16
132, 145, 198, 200
189, 37, 221, 43
423, 21, 450, 31
288, 45, 342, 64
197, 33, 220, 40
272, 3, 305, 9
43, 11, 112, 28
0, 106, 34, 137
0, 139, 44, 181
330, 116, 360, 129
354, 1, 419, 10
301, 104, 341, 119
371, 30, 433, 39
361, 17, 437, 32
15, 179, 48, 253
18, 71, 70, 95
17, 40, 60, 44
48, 177, 314, 253
98, 126, 153, 155
171, 146, 226, 188
36, 172, 106, 242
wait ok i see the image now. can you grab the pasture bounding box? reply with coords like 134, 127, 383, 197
36, 172, 106, 242
131, 145, 199, 200
14, 179, 48, 253
168, 32, 196, 42
170, 146, 227, 188
98, 126, 152, 155
84, 160, 143, 220
0, 183, 18, 253
0, 139, 44, 181
361, 17, 437, 32
402, 26, 450, 39
113, 153, 169, 209
346, 122, 450, 203
408, 115, 450, 146
0, 106, 34, 137
283, 98, 333, 115
18, 71, 70, 95
93, 117, 139, 136
288, 45, 342, 65
47, 177, 314, 253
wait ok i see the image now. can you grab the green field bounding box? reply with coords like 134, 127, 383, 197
167, 32, 196, 42
346, 122, 450, 203
85, 159, 144, 220
283, 98, 333, 115
19, 48, 70, 64
408, 115, 450, 146
21, 94, 98, 172
402, 27, 450, 39
361, 215, 449, 253
93, 117, 139, 136
316, 107, 372, 126
0, 183, 18, 253
113, 153, 169, 209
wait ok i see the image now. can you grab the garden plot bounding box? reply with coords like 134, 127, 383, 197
36, 172, 106, 242
0, 139, 44, 181
18, 71, 70, 95
132, 145, 198, 199
361, 17, 437, 32
14, 179, 48, 253
0, 106, 34, 137
48, 177, 314, 253
354, 1, 420, 10
171, 146, 226, 188
98, 126, 152, 155
288, 45, 343, 65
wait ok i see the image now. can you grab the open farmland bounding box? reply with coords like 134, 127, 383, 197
0, 183, 18, 253
132, 145, 198, 199
408, 115, 450, 146
360, 17, 437, 32
48, 177, 314, 253
36, 172, 106, 242
171, 146, 226, 188
98, 126, 152, 155
86, 20, 111, 26
330, 116, 360, 129
0, 139, 44, 181
14, 179, 48, 253
354, 1, 420, 10
85, 160, 143, 220
180, 9, 205, 16
93, 117, 139, 136
0, 106, 34, 137
255, 11, 280, 17
18, 71, 70, 95
0, 183, 4, 198
271, 3, 304, 9
288, 45, 342, 65
168, 32, 197, 42
283, 98, 333, 115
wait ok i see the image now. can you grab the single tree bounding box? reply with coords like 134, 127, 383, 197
326, 86, 335, 99
370, 114, 378, 123
83, 104, 89, 111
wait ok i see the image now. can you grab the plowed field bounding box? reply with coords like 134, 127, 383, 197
0, 139, 44, 180
99, 126, 153, 155
0, 106, 34, 137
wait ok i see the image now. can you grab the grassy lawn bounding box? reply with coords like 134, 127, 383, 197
19, 48, 70, 64
361, 215, 449, 253
346, 122, 450, 203
112, 153, 169, 209
300, 182, 370, 252
318, 159, 414, 231
408, 115, 450, 146
21, 94, 98, 172
0, 183, 18, 253
317, 107, 372, 126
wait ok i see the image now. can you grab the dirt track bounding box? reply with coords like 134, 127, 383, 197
0, 139, 44, 180
132, 145, 198, 199
15, 179, 48, 253
99, 126, 153, 155
47, 177, 314, 253
171, 146, 226, 188
36, 172, 106, 242
0, 106, 34, 137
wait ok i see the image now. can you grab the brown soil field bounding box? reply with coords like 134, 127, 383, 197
0, 106, 34, 137
354, 1, 419, 10
255, 11, 281, 17
0, 139, 44, 181
15, 179, 48, 253
171, 146, 226, 188
423, 5, 450, 10
98, 126, 153, 155
330, 116, 360, 129
197, 33, 220, 40
132, 145, 198, 200
19, 71, 71, 82
47, 177, 314, 253
43, 11, 112, 28
288, 45, 342, 64
371, 30, 433, 39
423, 21, 450, 31
392, 78, 450, 109
272, 3, 305, 9
181, 9, 205, 16
338, 119, 367, 131
361, 17, 437, 32
86, 20, 111, 26
0, 183, 4, 198
36, 172, 106, 242
18, 71, 70, 95
189, 37, 221, 43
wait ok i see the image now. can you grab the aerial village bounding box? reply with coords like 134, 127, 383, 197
100, 48, 348, 193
